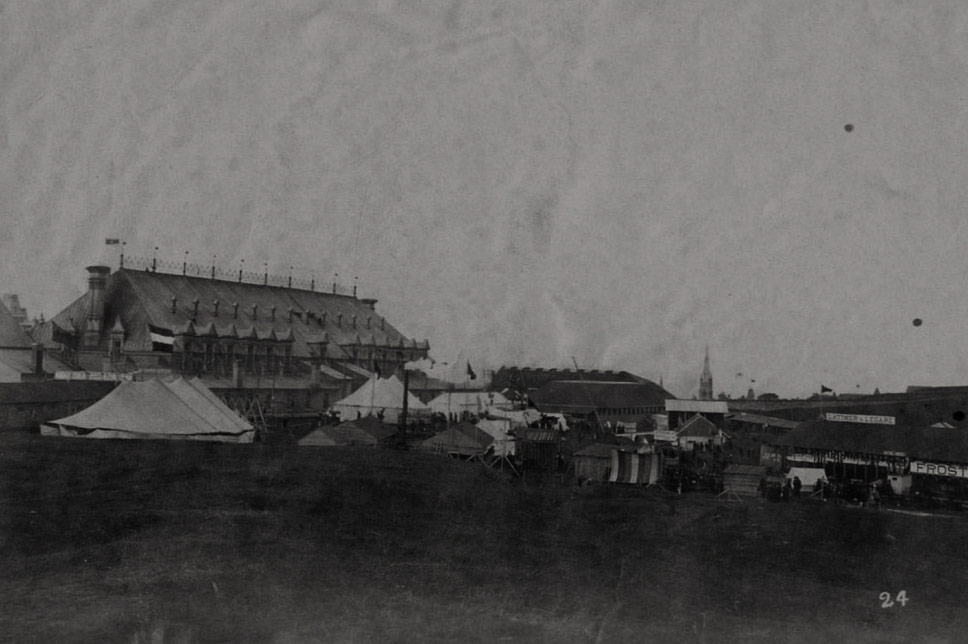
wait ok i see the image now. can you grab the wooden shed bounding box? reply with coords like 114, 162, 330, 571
573, 443, 615, 482
517, 427, 561, 471
722, 464, 769, 496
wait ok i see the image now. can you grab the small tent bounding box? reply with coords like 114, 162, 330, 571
419, 421, 494, 458
608, 447, 661, 485
332, 375, 428, 424
573, 443, 616, 482
475, 417, 515, 456
298, 415, 397, 448
41, 377, 254, 443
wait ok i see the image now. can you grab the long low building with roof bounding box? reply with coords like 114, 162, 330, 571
529, 379, 674, 426
775, 416, 968, 497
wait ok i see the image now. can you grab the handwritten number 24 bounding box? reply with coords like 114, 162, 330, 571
880, 591, 908, 608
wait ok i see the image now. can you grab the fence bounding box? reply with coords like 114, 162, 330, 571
120, 255, 355, 295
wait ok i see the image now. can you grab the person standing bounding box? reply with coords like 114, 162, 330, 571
792, 476, 802, 499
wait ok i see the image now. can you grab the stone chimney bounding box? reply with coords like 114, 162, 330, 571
83, 265, 110, 348
32, 342, 44, 374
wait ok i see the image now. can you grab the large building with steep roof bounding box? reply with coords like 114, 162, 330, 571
33, 264, 430, 413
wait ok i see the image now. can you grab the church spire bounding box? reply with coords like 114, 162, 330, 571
699, 345, 713, 400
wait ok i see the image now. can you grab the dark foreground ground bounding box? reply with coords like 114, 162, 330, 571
1, 432, 966, 643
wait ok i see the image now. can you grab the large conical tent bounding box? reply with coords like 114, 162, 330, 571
331, 374, 428, 424
41, 377, 254, 442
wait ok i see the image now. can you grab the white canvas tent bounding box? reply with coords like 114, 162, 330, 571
41, 377, 254, 442
331, 375, 428, 424
475, 417, 516, 456
785, 467, 827, 489
426, 390, 512, 417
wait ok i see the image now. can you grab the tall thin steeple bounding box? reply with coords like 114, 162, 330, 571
699, 345, 713, 400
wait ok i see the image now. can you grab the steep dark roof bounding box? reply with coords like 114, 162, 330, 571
530, 380, 674, 414
39, 269, 424, 359
776, 419, 968, 464
0, 299, 33, 348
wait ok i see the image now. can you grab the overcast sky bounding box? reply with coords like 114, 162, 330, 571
2, 2, 967, 397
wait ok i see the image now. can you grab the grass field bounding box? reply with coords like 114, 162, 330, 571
1, 432, 966, 643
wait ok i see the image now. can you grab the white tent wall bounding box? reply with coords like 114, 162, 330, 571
42, 378, 254, 443
785, 467, 827, 488
332, 375, 428, 424
475, 418, 515, 456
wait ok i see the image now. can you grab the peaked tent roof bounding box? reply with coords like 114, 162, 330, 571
419, 421, 493, 456
44, 378, 253, 441
298, 424, 378, 447
333, 375, 428, 412
338, 414, 398, 441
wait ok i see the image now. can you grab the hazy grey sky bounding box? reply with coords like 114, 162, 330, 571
2, 1, 967, 397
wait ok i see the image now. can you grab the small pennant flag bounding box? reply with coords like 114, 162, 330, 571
148, 323, 174, 353
105, 238, 120, 245
820, 384, 834, 394
466, 362, 477, 380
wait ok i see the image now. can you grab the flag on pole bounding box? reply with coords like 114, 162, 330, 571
466, 362, 477, 380
820, 384, 833, 393
105, 238, 120, 245
148, 323, 175, 352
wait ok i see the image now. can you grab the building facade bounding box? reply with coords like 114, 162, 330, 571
33, 264, 430, 414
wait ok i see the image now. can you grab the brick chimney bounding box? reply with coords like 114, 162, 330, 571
32, 342, 44, 375
83, 265, 110, 348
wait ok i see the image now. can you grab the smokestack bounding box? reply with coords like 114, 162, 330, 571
83, 265, 110, 348
32, 342, 43, 375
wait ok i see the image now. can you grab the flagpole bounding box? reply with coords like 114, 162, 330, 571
370, 373, 376, 417
819, 384, 824, 420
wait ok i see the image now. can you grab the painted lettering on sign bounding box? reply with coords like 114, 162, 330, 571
910, 460, 968, 479
825, 413, 896, 425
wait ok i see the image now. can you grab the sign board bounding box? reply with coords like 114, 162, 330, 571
910, 461, 968, 480
825, 413, 895, 425
54, 371, 133, 382
653, 430, 678, 442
